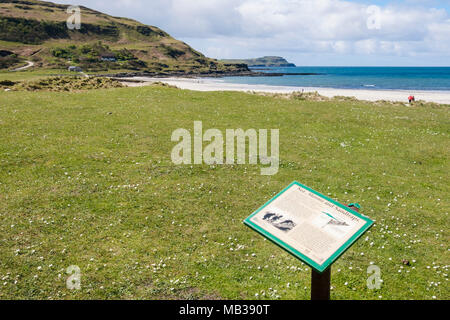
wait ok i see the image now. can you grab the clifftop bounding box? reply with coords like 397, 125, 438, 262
221, 56, 296, 67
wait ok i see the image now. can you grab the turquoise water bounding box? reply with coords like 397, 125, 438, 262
220, 67, 450, 91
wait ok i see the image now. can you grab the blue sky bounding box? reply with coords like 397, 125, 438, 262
58, 0, 450, 66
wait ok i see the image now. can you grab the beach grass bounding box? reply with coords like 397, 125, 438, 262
0, 85, 448, 300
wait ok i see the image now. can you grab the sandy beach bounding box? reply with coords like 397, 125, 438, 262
122, 77, 450, 104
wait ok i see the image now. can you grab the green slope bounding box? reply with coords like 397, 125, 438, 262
221, 56, 296, 67
0, 0, 249, 74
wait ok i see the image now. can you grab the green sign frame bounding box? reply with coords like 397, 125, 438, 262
244, 181, 374, 273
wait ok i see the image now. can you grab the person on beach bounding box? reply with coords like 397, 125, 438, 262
408, 95, 415, 103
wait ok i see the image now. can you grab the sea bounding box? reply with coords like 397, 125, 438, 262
219, 67, 450, 91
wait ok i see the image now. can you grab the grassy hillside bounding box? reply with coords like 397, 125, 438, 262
0, 85, 448, 299
221, 56, 296, 67
0, 0, 249, 74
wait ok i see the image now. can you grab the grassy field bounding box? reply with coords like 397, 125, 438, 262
0, 69, 76, 82
0, 85, 448, 300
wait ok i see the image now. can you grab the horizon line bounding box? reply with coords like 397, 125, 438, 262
247, 65, 450, 68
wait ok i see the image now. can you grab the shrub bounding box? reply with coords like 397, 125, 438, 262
0, 17, 68, 44
0, 54, 21, 69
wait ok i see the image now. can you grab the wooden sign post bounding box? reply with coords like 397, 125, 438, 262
244, 181, 373, 300
311, 267, 331, 300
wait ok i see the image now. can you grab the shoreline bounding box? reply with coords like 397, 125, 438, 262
121, 76, 450, 104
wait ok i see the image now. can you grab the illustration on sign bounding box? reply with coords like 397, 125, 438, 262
244, 181, 374, 272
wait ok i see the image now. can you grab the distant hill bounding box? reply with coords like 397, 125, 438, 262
0, 0, 249, 75
221, 56, 296, 67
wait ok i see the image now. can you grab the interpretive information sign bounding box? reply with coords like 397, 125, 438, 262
244, 181, 374, 272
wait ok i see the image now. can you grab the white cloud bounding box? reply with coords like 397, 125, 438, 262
56, 0, 450, 65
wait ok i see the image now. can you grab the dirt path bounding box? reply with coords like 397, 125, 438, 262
12, 61, 34, 72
